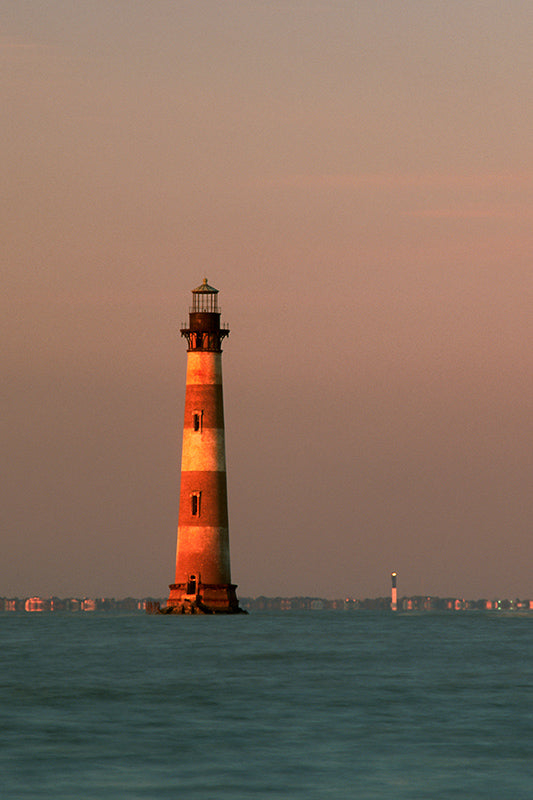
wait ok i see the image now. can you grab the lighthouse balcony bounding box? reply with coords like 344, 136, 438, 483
180, 326, 229, 351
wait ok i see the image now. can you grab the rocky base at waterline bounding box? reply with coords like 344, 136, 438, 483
145, 599, 247, 615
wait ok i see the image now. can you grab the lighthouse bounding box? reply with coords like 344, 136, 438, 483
391, 572, 398, 612
167, 279, 243, 614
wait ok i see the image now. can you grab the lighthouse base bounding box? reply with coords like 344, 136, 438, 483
166, 582, 245, 614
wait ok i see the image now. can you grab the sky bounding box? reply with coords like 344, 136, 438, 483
2, 1, 532, 601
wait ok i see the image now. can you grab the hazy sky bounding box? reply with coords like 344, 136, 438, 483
2, 1, 532, 600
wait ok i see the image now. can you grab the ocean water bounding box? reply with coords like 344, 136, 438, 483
1, 611, 532, 799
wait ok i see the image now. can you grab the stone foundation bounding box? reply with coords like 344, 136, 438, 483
150, 582, 246, 614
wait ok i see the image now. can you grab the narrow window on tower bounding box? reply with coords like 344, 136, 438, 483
191, 492, 201, 516
193, 411, 203, 432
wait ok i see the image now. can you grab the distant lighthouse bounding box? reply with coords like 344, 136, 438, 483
391, 572, 398, 612
167, 279, 243, 614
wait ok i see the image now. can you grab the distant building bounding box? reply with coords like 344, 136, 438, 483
24, 597, 44, 612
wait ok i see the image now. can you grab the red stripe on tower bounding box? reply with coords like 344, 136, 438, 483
167, 279, 243, 614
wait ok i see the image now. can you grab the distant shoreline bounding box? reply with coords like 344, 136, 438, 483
2, 595, 532, 613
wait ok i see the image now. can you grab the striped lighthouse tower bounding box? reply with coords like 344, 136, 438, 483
167, 279, 242, 614
391, 572, 398, 612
